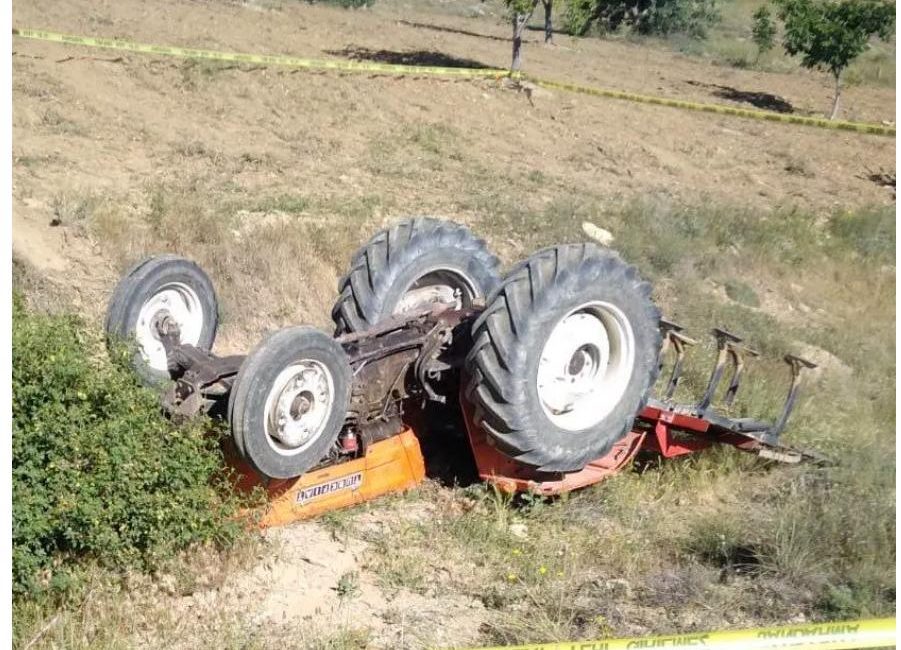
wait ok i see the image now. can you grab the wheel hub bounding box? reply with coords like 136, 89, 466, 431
266, 361, 334, 453
394, 269, 476, 315
536, 302, 636, 431
135, 283, 204, 372
396, 284, 461, 313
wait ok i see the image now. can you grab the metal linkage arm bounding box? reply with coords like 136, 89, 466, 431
697, 327, 758, 412
723, 339, 759, 407
766, 354, 817, 441
657, 318, 697, 401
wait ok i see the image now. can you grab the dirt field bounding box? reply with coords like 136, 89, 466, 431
11, 0, 896, 648
12, 0, 895, 335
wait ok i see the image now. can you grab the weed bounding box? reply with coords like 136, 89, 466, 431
13, 152, 61, 169
39, 109, 84, 136
783, 157, 813, 177
251, 193, 311, 214
50, 192, 101, 228
308, 0, 375, 8
12, 257, 71, 315
527, 169, 547, 184
827, 206, 895, 261
336, 570, 360, 600
300, 627, 372, 650
178, 59, 236, 91
723, 278, 760, 307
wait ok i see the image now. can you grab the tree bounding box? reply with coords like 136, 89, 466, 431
563, 0, 719, 38
543, 0, 555, 43
752, 5, 776, 63
505, 0, 555, 71
775, 0, 895, 119
507, 0, 538, 71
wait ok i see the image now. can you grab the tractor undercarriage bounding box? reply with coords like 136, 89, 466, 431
106, 219, 823, 525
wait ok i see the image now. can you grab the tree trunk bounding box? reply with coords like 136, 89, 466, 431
512, 13, 525, 71
829, 71, 842, 120
543, 0, 553, 44
510, 1, 539, 72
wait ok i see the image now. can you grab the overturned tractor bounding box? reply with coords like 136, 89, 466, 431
105, 218, 821, 524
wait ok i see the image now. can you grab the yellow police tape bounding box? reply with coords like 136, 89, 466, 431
525, 77, 896, 137
12, 27, 895, 137
464, 618, 896, 650
11, 28, 510, 78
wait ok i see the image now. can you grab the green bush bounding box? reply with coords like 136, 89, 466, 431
564, 0, 720, 38
12, 295, 245, 597
723, 279, 760, 307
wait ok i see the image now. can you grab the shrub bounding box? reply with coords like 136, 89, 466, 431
12, 295, 246, 597
752, 5, 776, 62
564, 0, 720, 38
723, 279, 760, 307
307, 0, 375, 8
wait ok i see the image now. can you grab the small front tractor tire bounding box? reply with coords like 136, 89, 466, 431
229, 326, 352, 480
464, 244, 662, 473
104, 255, 219, 387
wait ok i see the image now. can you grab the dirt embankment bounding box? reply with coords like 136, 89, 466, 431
12, 0, 894, 330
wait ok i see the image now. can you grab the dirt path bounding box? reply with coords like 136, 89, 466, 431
127, 504, 487, 649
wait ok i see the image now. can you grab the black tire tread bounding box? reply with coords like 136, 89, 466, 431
229, 326, 352, 480
465, 244, 662, 472
332, 217, 501, 334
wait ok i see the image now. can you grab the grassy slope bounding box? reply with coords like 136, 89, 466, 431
324, 199, 896, 644
46, 170, 895, 647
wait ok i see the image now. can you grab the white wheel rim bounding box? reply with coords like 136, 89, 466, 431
135, 282, 204, 372
536, 301, 636, 431
394, 267, 476, 315
263, 360, 335, 456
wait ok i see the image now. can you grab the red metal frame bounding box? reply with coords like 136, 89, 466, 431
232, 399, 809, 528
462, 398, 775, 495
231, 394, 808, 529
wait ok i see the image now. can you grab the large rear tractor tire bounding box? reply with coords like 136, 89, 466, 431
464, 244, 662, 473
331, 217, 501, 334
229, 326, 352, 480
104, 255, 219, 387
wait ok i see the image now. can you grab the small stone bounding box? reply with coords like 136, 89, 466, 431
582, 222, 615, 247
509, 523, 528, 539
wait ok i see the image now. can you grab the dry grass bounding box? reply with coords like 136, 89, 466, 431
12, 536, 375, 650
282, 195, 893, 645
88, 177, 388, 347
